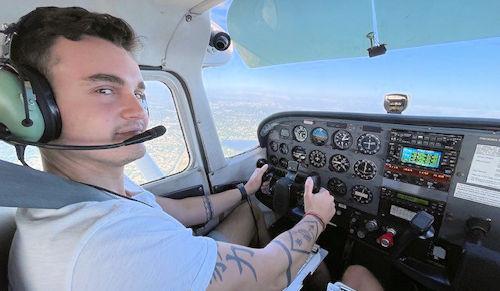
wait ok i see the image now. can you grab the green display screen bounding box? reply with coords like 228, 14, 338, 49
401, 147, 442, 168
396, 193, 429, 206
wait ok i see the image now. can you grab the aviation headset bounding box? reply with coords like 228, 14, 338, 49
0, 20, 62, 143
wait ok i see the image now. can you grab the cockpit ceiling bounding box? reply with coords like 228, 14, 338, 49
0, 0, 223, 66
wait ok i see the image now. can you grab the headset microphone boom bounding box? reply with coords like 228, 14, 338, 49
0, 125, 167, 150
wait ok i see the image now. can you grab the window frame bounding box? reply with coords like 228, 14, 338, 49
139, 69, 206, 188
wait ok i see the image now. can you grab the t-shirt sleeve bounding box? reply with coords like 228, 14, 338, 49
71, 212, 217, 291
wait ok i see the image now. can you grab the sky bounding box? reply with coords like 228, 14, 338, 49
203, 1, 500, 118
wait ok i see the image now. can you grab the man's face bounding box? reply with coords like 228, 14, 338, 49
45, 36, 149, 166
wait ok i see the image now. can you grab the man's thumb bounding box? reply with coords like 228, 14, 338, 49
304, 177, 313, 197
260, 164, 269, 175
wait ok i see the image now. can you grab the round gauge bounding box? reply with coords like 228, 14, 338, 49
269, 141, 278, 152
357, 133, 381, 155
327, 177, 347, 196
279, 143, 289, 154
329, 154, 350, 173
293, 125, 308, 142
269, 155, 279, 166
292, 146, 307, 162
311, 127, 328, 146
351, 185, 373, 204
353, 160, 377, 180
309, 150, 326, 168
333, 130, 353, 150
279, 158, 289, 168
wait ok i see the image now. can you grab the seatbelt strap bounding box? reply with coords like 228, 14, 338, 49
0, 160, 116, 209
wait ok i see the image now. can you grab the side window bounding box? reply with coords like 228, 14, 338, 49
0, 80, 189, 185
125, 80, 190, 184
0, 144, 43, 170
203, 2, 263, 158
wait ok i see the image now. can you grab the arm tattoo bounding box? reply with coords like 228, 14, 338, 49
269, 218, 322, 286
287, 231, 310, 254
272, 240, 292, 286
210, 244, 258, 285
226, 246, 258, 281
285, 219, 320, 254
202, 195, 214, 222
302, 219, 320, 239
210, 251, 227, 284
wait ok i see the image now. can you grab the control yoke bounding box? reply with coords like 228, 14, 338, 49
256, 159, 320, 217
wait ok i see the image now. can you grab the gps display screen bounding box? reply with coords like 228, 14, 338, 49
396, 193, 429, 206
400, 147, 442, 169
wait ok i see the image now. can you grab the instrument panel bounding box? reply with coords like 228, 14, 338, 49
257, 112, 500, 256
265, 119, 399, 215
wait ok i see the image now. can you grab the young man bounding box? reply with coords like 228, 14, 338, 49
6, 7, 382, 291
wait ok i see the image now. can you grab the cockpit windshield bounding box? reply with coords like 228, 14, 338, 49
203, 1, 500, 156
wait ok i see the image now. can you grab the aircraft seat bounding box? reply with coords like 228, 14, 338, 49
0, 207, 16, 289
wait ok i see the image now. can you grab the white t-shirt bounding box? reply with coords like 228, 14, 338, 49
8, 179, 217, 291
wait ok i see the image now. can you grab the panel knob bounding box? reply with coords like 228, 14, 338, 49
377, 228, 397, 248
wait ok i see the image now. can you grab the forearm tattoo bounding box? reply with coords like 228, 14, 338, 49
270, 218, 321, 286
272, 240, 292, 284
202, 195, 214, 222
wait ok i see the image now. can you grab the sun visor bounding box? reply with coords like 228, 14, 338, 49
227, 0, 372, 68
228, 0, 500, 68
376, 0, 500, 50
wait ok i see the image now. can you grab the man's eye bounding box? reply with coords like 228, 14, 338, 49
135, 92, 146, 100
97, 88, 113, 95
135, 92, 148, 113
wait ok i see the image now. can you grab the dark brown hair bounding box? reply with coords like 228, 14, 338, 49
11, 6, 138, 77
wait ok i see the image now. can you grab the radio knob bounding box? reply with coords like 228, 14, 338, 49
365, 220, 379, 232
356, 229, 367, 239
377, 228, 397, 248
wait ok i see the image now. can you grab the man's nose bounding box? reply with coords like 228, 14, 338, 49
121, 92, 147, 120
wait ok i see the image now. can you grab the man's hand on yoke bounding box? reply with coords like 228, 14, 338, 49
244, 164, 269, 195
303, 177, 335, 228
207, 177, 336, 291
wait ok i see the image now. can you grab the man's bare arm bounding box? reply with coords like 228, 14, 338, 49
207, 177, 335, 291
156, 165, 269, 226
156, 189, 241, 226
207, 214, 325, 291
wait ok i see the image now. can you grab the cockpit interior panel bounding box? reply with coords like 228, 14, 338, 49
256, 112, 500, 278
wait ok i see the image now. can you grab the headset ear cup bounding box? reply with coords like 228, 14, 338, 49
0, 65, 43, 141
16, 65, 62, 142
